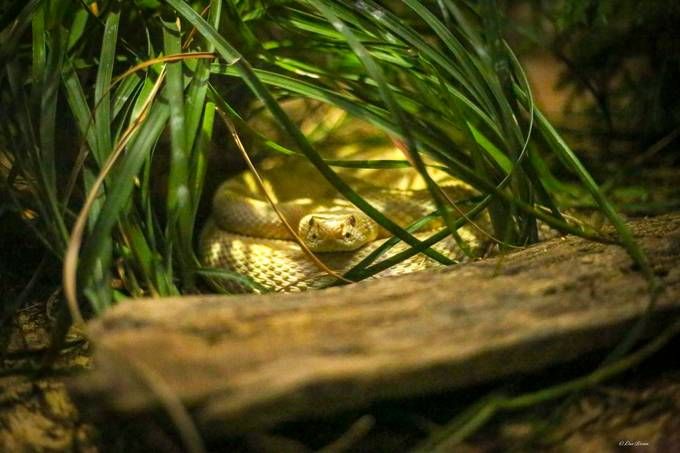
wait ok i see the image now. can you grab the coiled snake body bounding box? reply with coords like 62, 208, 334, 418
200, 156, 490, 292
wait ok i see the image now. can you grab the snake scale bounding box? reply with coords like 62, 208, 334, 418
200, 154, 491, 292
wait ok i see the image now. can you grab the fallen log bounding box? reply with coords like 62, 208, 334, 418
69, 213, 680, 434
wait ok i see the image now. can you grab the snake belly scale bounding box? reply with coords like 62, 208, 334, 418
199, 157, 489, 292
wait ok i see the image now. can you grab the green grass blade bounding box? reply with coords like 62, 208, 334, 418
162, 19, 192, 284
66, 7, 89, 51
184, 0, 222, 252
93, 8, 119, 163
62, 62, 96, 150
112, 73, 143, 120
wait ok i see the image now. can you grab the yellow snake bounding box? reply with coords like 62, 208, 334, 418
199, 154, 490, 292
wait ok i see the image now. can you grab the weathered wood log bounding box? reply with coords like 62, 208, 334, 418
69, 213, 680, 435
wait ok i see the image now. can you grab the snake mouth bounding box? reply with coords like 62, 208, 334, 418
298, 212, 378, 253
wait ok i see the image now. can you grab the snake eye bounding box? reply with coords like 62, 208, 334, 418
346, 215, 356, 227
311, 233, 317, 240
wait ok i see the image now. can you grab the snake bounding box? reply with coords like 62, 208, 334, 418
199, 155, 491, 292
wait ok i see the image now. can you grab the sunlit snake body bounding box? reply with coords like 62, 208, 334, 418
200, 155, 490, 292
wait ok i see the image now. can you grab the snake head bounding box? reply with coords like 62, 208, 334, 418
298, 212, 378, 252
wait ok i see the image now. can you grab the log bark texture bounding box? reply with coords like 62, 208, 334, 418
69, 214, 680, 434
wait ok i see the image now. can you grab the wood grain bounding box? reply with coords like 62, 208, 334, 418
69, 214, 680, 434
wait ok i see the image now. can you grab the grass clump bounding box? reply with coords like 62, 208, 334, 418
1, 1, 651, 308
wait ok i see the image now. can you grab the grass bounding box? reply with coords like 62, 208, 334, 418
0, 0, 666, 450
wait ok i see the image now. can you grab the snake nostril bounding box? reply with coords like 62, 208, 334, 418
344, 232, 351, 239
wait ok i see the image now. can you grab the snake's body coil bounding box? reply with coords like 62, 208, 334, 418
200, 158, 491, 292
